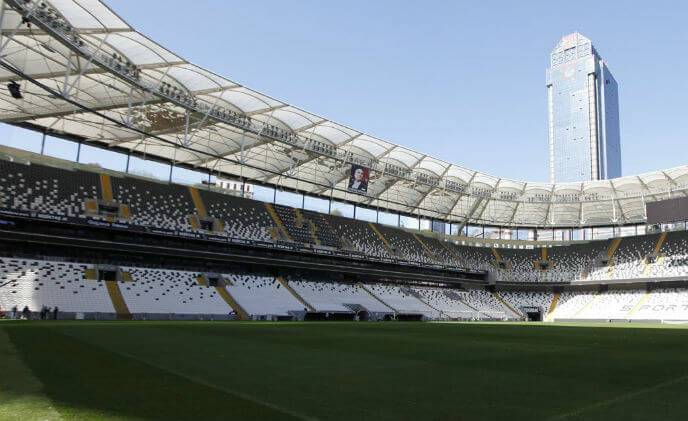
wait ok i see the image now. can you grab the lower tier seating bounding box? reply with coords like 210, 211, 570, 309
289, 280, 392, 313
4, 256, 688, 322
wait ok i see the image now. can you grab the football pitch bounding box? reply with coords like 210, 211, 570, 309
2, 321, 688, 421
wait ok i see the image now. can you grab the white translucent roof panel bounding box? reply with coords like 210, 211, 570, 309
471, 173, 499, 187
308, 122, 359, 145
166, 64, 236, 92
496, 179, 525, 191
663, 167, 688, 180
524, 183, 553, 193
416, 157, 446, 176
92, 32, 180, 65
211, 87, 282, 113
385, 147, 421, 167
50, 0, 128, 30
638, 172, 669, 185
349, 136, 391, 158
271, 107, 321, 131
445, 165, 474, 183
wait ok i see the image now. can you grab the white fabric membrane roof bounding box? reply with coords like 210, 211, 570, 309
1, 0, 687, 228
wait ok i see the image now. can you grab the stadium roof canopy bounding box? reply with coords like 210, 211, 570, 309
1, 0, 687, 228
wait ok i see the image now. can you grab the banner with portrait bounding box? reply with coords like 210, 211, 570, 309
347, 165, 370, 194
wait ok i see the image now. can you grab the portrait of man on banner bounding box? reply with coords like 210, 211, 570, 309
347, 165, 369, 193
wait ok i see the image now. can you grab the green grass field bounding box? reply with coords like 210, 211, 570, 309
2, 321, 688, 421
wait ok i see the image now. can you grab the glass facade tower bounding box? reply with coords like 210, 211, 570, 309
546, 33, 621, 183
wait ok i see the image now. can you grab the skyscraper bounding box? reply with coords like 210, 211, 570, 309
546, 33, 621, 183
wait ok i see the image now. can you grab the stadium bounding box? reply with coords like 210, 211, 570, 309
1, 1, 688, 420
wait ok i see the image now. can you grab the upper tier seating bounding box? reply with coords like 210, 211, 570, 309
0, 160, 99, 217
7, 159, 688, 283
329, 214, 389, 257
273, 204, 315, 245
419, 237, 461, 266
110, 176, 194, 231
199, 189, 273, 241
374, 224, 433, 263
301, 209, 342, 249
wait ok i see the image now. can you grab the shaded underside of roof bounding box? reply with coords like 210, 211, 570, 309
1, 0, 687, 228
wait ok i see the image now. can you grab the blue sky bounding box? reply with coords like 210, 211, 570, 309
6, 0, 688, 183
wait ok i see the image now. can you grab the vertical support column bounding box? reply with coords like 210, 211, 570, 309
599, 62, 608, 180
587, 72, 599, 180
547, 84, 555, 183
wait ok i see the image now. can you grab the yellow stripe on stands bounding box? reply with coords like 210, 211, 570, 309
605, 258, 616, 279
188, 216, 200, 230
439, 241, 466, 266
573, 292, 601, 318
643, 232, 667, 277
120, 204, 131, 220
357, 283, 395, 312
539, 248, 549, 281
295, 209, 321, 246
188, 187, 207, 217
277, 277, 315, 312
99, 174, 113, 201
601, 238, 623, 278
83, 268, 97, 280
368, 222, 394, 257
99, 174, 114, 222
545, 292, 560, 321
265, 203, 292, 242
268, 227, 279, 241
654, 232, 667, 254
604, 238, 623, 279
216, 287, 249, 319
105, 280, 131, 319
491, 292, 524, 319
196, 276, 248, 318
412, 233, 437, 263
643, 254, 665, 277
626, 290, 651, 319
606, 238, 622, 258
491, 247, 511, 281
